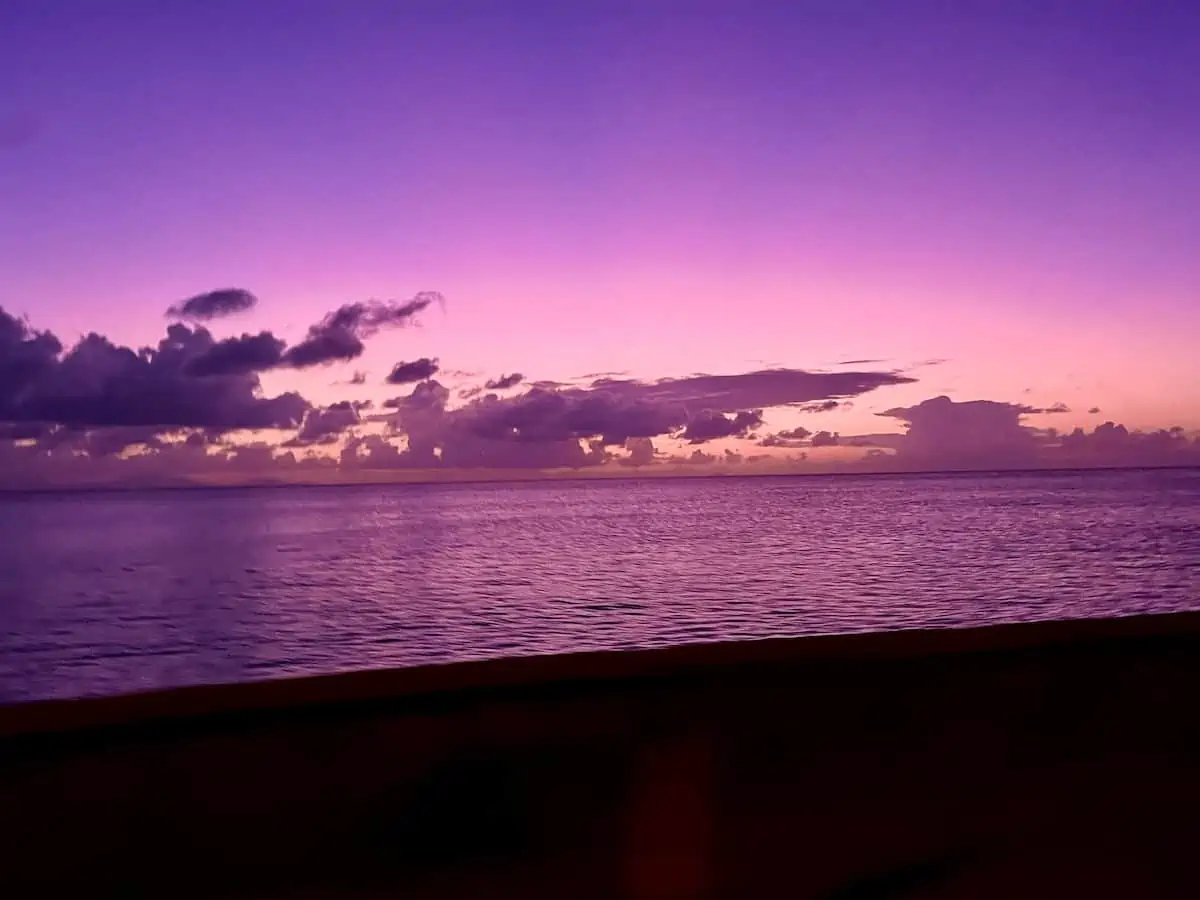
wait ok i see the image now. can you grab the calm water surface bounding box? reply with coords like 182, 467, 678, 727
2, 469, 1199, 703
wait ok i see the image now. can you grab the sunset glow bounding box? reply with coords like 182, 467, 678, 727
3, 1, 1198, 487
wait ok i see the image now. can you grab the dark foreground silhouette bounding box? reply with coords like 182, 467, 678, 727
3, 612, 1200, 898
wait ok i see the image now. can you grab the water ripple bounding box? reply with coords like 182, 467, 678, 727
1, 469, 1199, 702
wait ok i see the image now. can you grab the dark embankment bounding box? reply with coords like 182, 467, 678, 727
3, 612, 1200, 898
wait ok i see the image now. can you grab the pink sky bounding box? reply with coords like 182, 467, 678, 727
2, 2, 1198, 486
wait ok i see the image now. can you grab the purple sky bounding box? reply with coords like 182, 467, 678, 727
2, 1, 1199, 485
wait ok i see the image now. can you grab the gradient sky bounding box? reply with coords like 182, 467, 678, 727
2, 0, 1199, 482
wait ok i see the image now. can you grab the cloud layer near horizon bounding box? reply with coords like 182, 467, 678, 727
2, 293, 1198, 488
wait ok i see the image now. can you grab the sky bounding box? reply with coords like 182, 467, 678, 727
2, 1, 1199, 487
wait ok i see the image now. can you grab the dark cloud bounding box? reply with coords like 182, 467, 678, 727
0, 435, 341, 490
757, 425, 816, 448
322, 293, 443, 337
282, 292, 442, 368
485, 372, 524, 390
841, 432, 906, 451
837, 358, 887, 366
797, 399, 842, 413
1057, 422, 1200, 467
356, 365, 914, 473
463, 387, 685, 445
777, 426, 812, 440
386, 357, 440, 385
0, 421, 51, 441
281, 328, 365, 369
622, 437, 657, 467
347, 371, 367, 386
1041, 402, 1071, 414
441, 434, 609, 471
363, 365, 913, 471
878, 395, 1037, 467
810, 431, 840, 447
758, 436, 802, 448
366, 380, 612, 471
185, 332, 285, 376
385, 379, 452, 414
80, 426, 166, 457
1088, 407, 1102, 415
287, 401, 361, 447
592, 368, 914, 413
680, 409, 764, 444
166, 288, 258, 321
0, 307, 63, 412
0, 308, 309, 442
830, 400, 1200, 472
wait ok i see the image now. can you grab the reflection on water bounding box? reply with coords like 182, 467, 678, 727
2, 468, 1199, 702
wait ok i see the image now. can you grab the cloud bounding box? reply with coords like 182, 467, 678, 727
0, 432, 343, 490
185, 332, 285, 376
757, 424, 845, 449
386, 357, 440, 385
1088, 407, 1101, 415
810, 430, 839, 447
622, 437, 657, 466
485, 373, 524, 390
877, 395, 1038, 467
281, 328, 365, 369
1057, 422, 1200, 467
358, 364, 913, 472
0, 307, 63, 411
282, 292, 442, 368
385, 379, 452, 413
79, 426, 167, 457
362, 366, 912, 471
0, 421, 52, 441
175, 291, 443, 374
680, 409, 763, 444
777, 426, 812, 440
368, 379, 613, 471
0, 310, 309, 436
757, 425, 813, 449
462, 386, 685, 445
166, 288, 258, 321
797, 399, 842, 413
580, 371, 629, 381
591, 368, 914, 413
841, 432, 906, 451
287, 401, 361, 447
20, 292, 1196, 484
853, 396, 1200, 470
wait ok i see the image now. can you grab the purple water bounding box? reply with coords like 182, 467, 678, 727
2, 468, 1199, 703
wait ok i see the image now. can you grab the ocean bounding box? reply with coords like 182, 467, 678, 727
1, 468, 1198, 704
